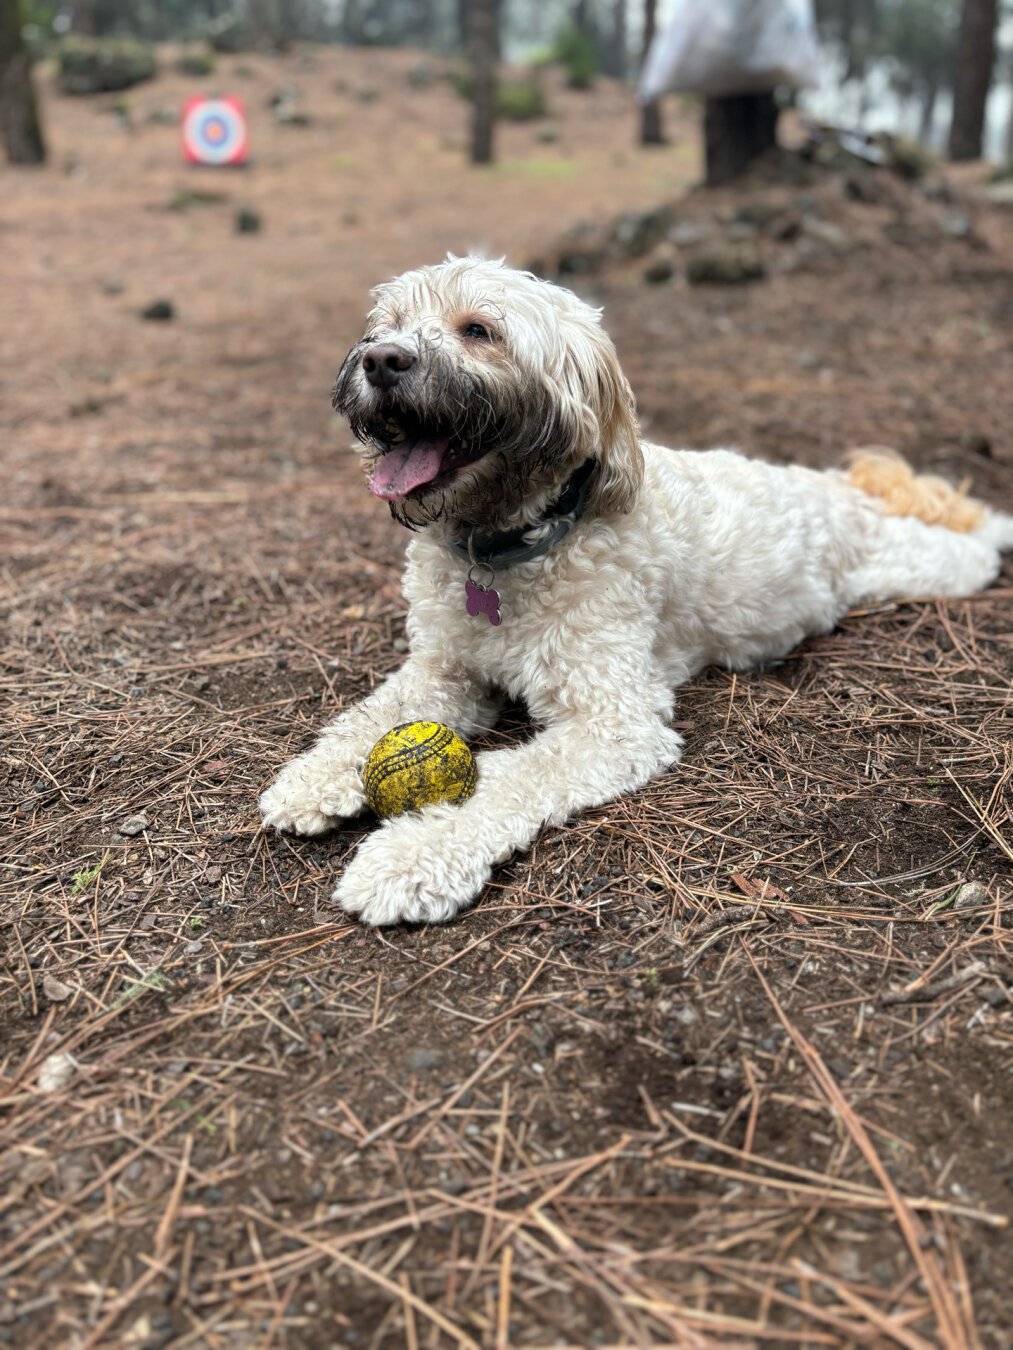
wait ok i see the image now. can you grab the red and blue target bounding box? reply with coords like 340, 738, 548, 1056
182, 96, 248, 166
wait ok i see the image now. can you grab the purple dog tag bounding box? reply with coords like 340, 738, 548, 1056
465, 578, 502, 626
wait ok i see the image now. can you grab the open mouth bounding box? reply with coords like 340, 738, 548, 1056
367, 412, 488, 502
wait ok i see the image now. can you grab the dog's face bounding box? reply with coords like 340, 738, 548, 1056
332, 257, 643, 532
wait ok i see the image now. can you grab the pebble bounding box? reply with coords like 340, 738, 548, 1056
235, 207, 262, 234
43, 974, 72, 1002
38, 1052, 75, 1093
141, 299, 174, 321
118, 813, 149, 837
643, 257, 675, 285
955, 881, 990, 911
937, 210, 971, 238
670, 219, 711, 248
405, 1047, 444, 1071
800, 216, 853, 251
686, 244, 766, 286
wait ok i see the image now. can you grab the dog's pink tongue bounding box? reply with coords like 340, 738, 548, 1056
369, 440, 449, 500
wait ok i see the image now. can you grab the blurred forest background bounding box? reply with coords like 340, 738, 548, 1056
3, 1, 1013, 169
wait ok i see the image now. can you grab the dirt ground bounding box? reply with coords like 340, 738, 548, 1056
2, 44, 1012, 1349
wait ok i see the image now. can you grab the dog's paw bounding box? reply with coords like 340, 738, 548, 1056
259, 757, 365, 836
333, 813, 486, 926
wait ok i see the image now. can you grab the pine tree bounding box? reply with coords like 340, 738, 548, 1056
948, 0, 998, 161
0, 0, 46, 165
639, 0, 665, 146
466, 0, 497, 165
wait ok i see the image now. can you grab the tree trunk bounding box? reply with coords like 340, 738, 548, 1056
600, 0, 626, 81
639, 0, 665, 146
572, 0, 592, 35
69, 0, 95, 36
948, 0, 998, 162
343, 0, 364, 43
0, 0, 46, 165
467, 0, 496, 166
704, 93, 778, 186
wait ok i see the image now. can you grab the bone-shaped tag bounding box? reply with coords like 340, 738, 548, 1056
465, 578, 502, 626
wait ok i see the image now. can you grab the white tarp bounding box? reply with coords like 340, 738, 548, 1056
639, 0, 822, 102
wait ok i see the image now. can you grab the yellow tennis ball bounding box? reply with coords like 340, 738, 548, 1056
363, 721, 478, 819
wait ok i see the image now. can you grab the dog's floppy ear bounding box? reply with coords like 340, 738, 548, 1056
553, 307, 644, 516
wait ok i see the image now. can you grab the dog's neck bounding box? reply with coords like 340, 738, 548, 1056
445, 457, 598, 571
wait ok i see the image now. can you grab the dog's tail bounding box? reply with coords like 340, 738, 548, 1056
844, 447, 1012, 548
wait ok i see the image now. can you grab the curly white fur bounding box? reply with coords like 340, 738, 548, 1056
260, 257, 1013, 926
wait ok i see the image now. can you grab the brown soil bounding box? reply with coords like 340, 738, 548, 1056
2, 44, 1012, 1349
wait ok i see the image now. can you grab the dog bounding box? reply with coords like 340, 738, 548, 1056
260, 256, 1012, 926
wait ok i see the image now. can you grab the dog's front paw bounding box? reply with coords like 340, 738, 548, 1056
260, 755, 366, 836
333, 812, 487, 926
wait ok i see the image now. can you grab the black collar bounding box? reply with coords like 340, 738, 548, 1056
448, 458, 598, 571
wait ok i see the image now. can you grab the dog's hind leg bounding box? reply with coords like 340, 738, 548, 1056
844, 509, 1010, 609
841, 448, 1011, 604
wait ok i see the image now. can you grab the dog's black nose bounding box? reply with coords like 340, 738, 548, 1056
362, 343, 416, 391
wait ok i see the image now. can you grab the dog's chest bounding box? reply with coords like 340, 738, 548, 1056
407, 556, 579, 701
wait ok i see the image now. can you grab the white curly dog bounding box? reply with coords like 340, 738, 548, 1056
260, 256, 1012, 926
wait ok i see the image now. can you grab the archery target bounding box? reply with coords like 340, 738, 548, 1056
182, 97, 248, 166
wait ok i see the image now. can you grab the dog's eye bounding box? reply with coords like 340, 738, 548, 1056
463, 322, 491, 341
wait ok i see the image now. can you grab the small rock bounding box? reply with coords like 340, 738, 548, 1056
982, 180, 1013, 207
726, 220, 758, 242
275, 103, 311, 127
842, 173, 889, 206
141, 300, 174, 322
800, 216, 853, 251
205, 864, 223, 884
921, 176, 957, 203
235, 207, 261, 234
686, 244, 766, 286
980, 985, 1009, 1007
405, 1047, 444, 1072
611, 205, 674, 258
670, 219, 711, 249
643, 257, 675, 285
955, 881, 990, 911
734, 199, 784, 229
119, 812, 149, 837
937, 210, 971, 239
38, 1052, 75, 1093
557, 248, 604, 277
536, 122, 558, 143
42, 974, 72, 1002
